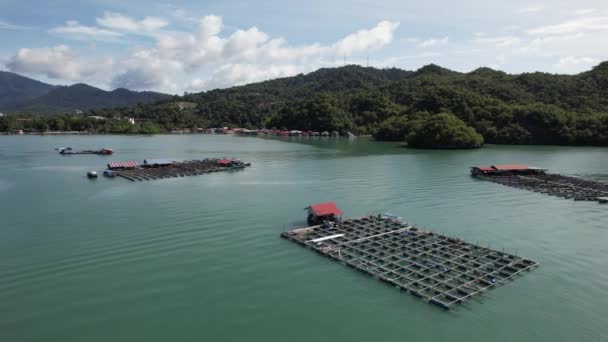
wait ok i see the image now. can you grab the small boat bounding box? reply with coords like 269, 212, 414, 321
103, 169, 115, 177
58, 147, 73, 154
60, 148, 113, 155
87, 171, 98, 178
598, 197, 608, 204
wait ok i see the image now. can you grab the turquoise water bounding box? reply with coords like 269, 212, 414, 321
1, 135, 607, 341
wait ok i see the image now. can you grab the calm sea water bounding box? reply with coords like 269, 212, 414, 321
1, 135, 607, 341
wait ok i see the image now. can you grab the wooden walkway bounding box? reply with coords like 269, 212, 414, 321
477, 173, 608, 202
281, 216, 537, 310
113, 159, 249, 182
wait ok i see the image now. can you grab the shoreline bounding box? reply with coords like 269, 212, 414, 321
2, 132, 608, 149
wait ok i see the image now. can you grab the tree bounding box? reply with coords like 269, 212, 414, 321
374, 116, 409, 141
405, 113, 484, 149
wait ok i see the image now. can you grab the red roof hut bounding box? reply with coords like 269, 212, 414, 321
470, 164, 546, 176
307, 202, 343, 225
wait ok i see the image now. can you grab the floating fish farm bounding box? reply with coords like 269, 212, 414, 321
471, 164, 608, 202
106, 158, 250, 182
281, 215, 537, 310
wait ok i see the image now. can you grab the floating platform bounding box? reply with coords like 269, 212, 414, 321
471, 164, 608, 202
59, 147, 113, 155
281, 215, 537, 310
476, 173, 608, 202
111, 159, 250, 182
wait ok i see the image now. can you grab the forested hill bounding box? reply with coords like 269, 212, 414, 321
0, 71, 57, 109
0, 72, 170, 114
14, 83, 171, 114
4, 63, 608, 146
178, 66, 413, 126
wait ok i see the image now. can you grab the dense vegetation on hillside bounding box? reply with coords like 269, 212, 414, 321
404, 112, 484, 149
0, 114, 166, 134
0, 72, 170, 114
2, 62, 608, 146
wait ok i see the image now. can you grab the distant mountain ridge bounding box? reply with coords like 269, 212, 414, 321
0, 71, 58, 109
0, 72, 170, 114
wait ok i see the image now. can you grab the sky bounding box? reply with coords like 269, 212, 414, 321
0, 0, 607, 94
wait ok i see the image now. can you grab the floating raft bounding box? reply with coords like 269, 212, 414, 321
471, 165, 608, 202
112, 159, 250, 182
477, 173, 608, 202
59, 147, 113, 155
281, 215, 537, 310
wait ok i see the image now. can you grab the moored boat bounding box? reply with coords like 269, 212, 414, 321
60, 147, 113, 155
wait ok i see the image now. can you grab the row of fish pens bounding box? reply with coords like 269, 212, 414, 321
478, 173, 608, 201
113, 159, 249, 182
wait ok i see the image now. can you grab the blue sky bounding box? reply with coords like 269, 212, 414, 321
1, 0, 607, 94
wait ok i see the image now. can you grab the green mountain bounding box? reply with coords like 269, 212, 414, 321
177, 65, 412, 126
115, 62, 607, 146
0, 71, 57, 108
14, 83, 171, 114
0, 72, 170, 114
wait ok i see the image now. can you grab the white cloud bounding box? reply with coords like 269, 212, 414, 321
163, 4, 199, 24
96, 12, 168, 33
223, 27, 269, 60
573, 9, 595, 16
199, 15, 222, 38
111, 48, 181, 91
528, 16, 608, 35
333, 21, 400, 56
417, 37, 448, 48
188, 78, 207, 91
200, 63, 302, 90
554, 56, 598, 72
472, 35, 521, 47
0, 20, 30, 30
6, 45, 113, 81
517, 5, 545, 14
50, 20, 122, 41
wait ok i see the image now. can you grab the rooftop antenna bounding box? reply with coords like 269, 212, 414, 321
343, 54, 346, 66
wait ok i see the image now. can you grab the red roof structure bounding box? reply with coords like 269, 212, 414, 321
471, 164, 544, 176
217, 159, 232, 165
107, 161, 138, 169
492, 164, 529, 171
308, 202, 343, 217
